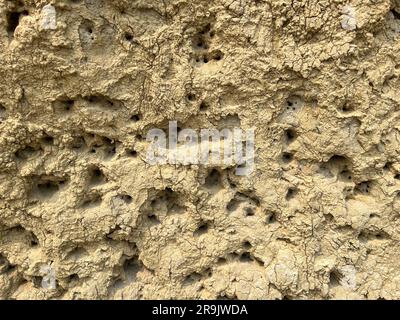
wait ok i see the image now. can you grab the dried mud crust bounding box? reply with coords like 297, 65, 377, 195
1, 0, 400, 300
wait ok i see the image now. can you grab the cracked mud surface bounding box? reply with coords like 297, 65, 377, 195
1, 0, 400, 300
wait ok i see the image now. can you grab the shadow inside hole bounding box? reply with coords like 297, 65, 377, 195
89, 167, 106, 186
147, 213, 160, 225
127, 149, 138, 157
355, 181, 373, 194
226, 197, 239, 212
242, 241, 252, 250
0, 104, 6, 120
15, 145, 41, 161
244, 207, 255, 217
41, 135, 54, 146
6, 10, 28, 37
266, 211, 278, 224
199, 101, 208, 111
183, 272, 202, 286
239, 252, 253, 262
81, 192, 102, 208
124, 32, 134, 42
130, 114, 141, 122
187, 93, 196, 102
117, 194, 132, 204
53, 99, 74, 113
35, 179, 66, 199
282, 152, 293, 163
204, 169, 222, 192
286, 188, 298, 201
329, 269, 343, 288
284, 128, 297, 143
194, 221, 209, 237
341, 103, 354, 112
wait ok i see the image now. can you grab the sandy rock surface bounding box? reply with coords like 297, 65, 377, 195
1, 0, 400, 300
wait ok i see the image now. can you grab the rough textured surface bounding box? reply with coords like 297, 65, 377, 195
1, 0, 400, 300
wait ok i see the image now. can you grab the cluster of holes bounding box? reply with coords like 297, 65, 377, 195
195, 50, 224, 64
14, 134, 59, 162
66, 246, 88, 260
192, 23, 223, 65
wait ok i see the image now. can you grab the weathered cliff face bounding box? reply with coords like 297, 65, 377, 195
1, 0, 400, 300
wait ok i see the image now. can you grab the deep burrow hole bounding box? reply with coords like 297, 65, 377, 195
35, 177, 68, 199
204, 169, 222, 192
0, 104, 6, 121
88, 166, 106, 186
286, 187, 298, 201
6, 9, 28, 37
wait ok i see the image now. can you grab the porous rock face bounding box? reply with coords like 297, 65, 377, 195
1, 0, 400, 300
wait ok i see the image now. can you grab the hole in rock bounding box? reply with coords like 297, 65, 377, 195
89, 167, 106, 186
194, 221, 209, 237
6, 10, 28, 37
204, 169, 222, 192
286, 187, 297, 201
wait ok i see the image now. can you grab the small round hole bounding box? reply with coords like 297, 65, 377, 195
187, 93, 196, 102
